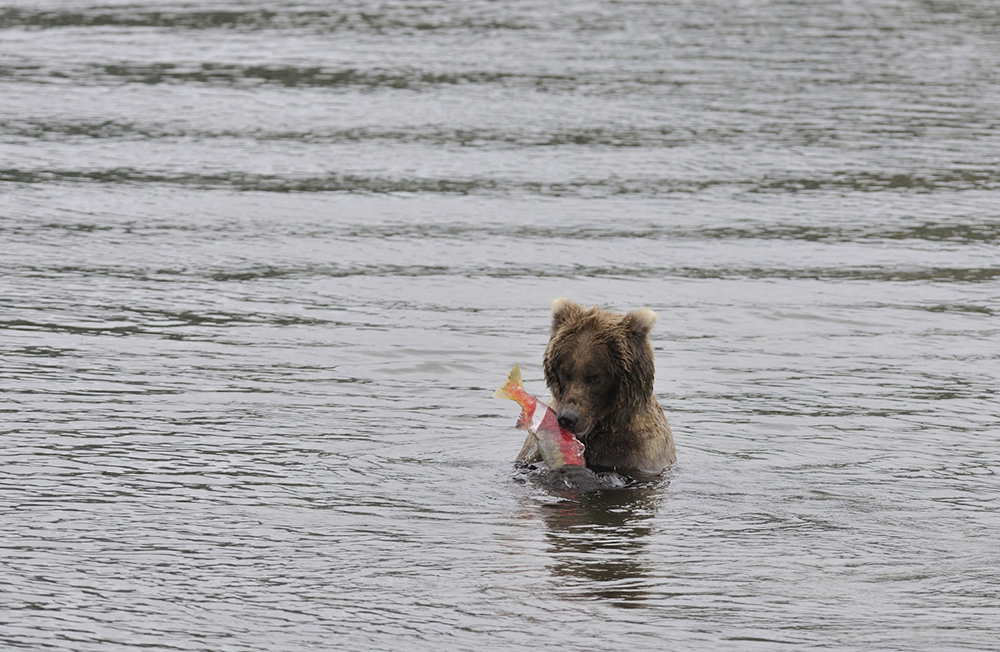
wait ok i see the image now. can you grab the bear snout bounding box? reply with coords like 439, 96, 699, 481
557, 409, 580, 431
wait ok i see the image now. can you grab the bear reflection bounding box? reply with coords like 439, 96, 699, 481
535, 480, 664, 609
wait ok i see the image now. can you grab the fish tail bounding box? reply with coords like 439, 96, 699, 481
493, 364, 524, 400
496, 364, 533, 430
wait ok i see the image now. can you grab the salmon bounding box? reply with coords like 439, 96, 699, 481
494, 364, 586, 468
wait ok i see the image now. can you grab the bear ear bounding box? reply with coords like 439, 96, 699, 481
551, 297, 583, 331
624, 307, 658, 337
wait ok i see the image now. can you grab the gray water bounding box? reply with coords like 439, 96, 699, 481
2, 1, 1000, 650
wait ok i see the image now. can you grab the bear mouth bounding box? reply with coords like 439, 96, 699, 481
570, 422, 594, 441
556, 405, 593, 440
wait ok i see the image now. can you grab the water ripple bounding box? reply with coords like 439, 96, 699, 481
3, 0, 1000, 650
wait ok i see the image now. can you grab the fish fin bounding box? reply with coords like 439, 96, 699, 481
492, 363, 523, 400
515, 432, 541, 463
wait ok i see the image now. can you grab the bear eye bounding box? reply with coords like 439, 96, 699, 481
585, 373, 601, 385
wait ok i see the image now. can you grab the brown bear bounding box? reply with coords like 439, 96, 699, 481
516, 298, 676, 478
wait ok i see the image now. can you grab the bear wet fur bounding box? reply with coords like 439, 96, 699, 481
516, 298, 676, 477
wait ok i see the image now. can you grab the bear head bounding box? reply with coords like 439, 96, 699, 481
542, 298, 658, 442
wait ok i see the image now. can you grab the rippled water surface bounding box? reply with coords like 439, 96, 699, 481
3, 1, 1000, 650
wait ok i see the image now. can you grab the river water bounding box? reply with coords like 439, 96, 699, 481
2, 1, 999, 650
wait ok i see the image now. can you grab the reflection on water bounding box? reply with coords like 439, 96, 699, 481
538, 485, 664, 609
